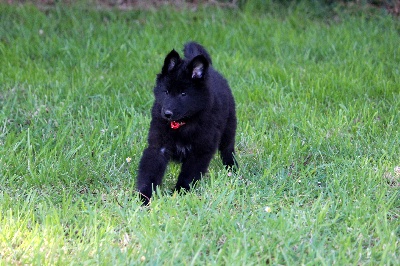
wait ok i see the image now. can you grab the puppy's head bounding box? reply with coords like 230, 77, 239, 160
154, 50, 211, 122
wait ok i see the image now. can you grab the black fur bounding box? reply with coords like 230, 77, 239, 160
136, 42, 237, 205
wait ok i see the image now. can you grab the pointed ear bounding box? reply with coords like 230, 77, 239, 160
162, 49, 181, 74
188, 55, 209, 79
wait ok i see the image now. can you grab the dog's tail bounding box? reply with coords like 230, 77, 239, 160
184, 42, 212, 64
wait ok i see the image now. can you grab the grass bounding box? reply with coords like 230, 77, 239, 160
0, 2, 399, 265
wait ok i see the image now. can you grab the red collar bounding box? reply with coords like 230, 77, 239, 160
170, 121, 186, 129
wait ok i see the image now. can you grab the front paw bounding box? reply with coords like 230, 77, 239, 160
136, 186, 152, 206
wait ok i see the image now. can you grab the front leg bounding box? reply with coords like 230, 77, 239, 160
136, 147, 169, 205
175, 152, 214, 192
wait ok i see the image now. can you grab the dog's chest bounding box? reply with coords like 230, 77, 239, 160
175, 143, 192, 159
160, 143, 192, 161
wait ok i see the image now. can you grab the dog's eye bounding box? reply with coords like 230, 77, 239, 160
165, 91, 169, 95
181, 92, 186, 96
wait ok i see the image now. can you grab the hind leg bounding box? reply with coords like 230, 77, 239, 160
219, 139, 237, 169
219, 124, 238, 169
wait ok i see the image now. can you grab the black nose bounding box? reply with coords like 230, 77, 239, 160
164, 109, 173, 119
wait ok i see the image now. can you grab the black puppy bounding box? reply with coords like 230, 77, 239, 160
136, 42, 237, 205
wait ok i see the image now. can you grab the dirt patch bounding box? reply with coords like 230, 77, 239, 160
2, 0, 399, 15
2, 0, 238, 10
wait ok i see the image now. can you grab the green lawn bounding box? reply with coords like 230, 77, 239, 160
0, 2, 399, 265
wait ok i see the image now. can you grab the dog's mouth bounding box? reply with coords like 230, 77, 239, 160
161, 109, 189, 129
170, 121, 186, 129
